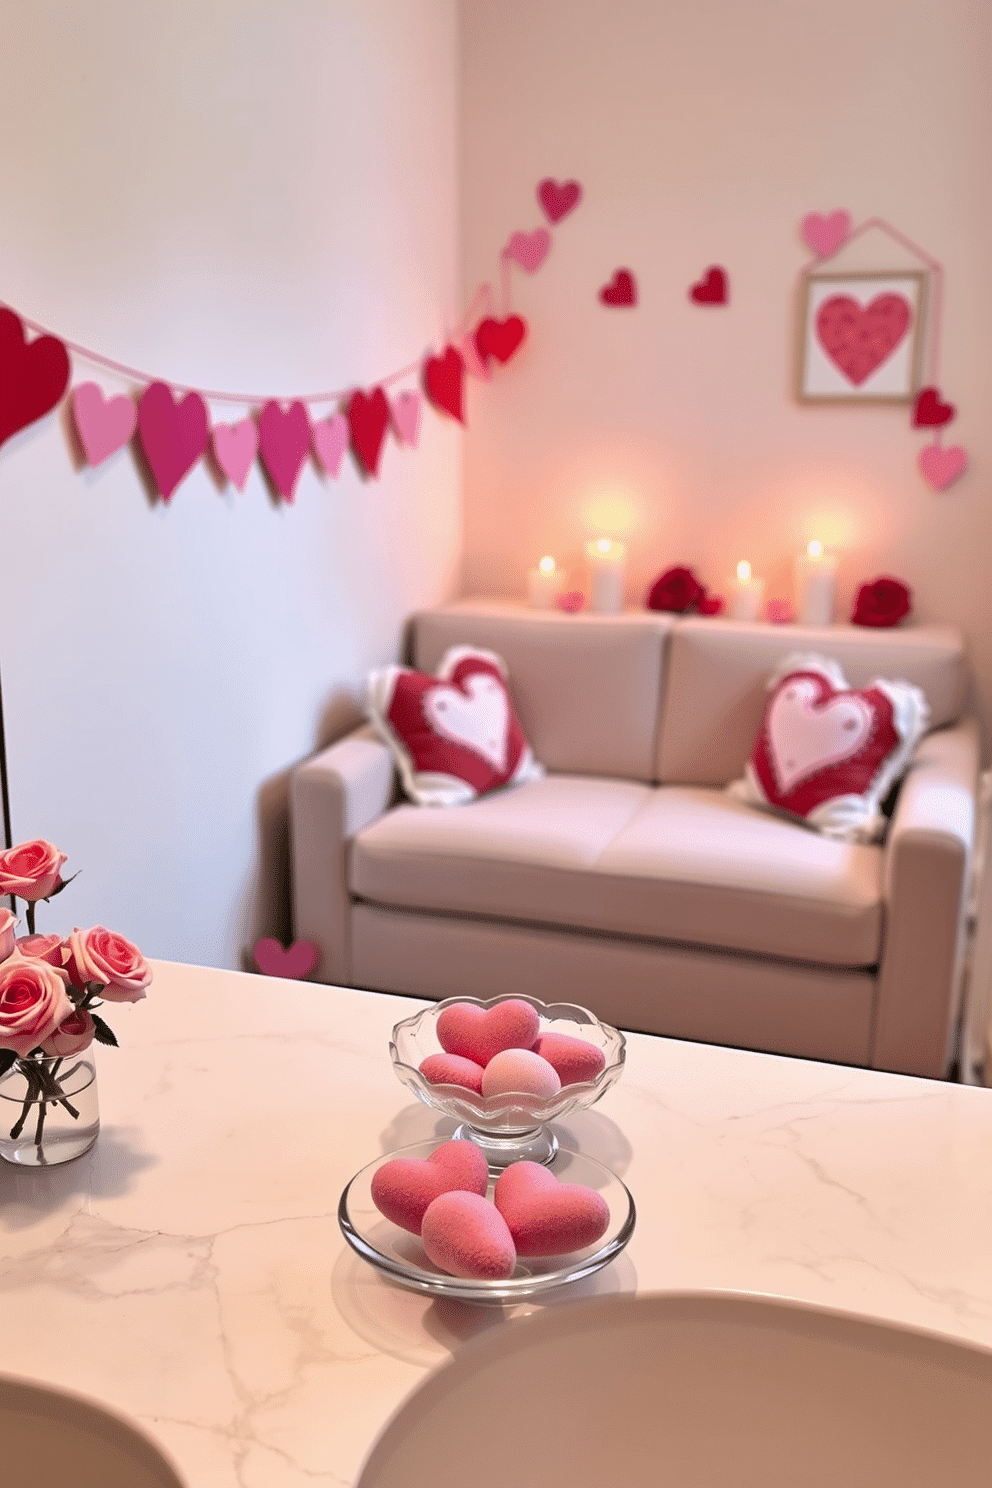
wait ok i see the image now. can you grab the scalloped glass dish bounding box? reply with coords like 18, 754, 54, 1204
338, 1140, 635, 1304
390, 995, 626, 1166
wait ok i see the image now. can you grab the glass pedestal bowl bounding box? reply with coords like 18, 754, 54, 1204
389, 995, 625, 1168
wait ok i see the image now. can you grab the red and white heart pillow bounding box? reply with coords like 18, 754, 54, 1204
367, 646, 543, 806
732, 653, 929, 841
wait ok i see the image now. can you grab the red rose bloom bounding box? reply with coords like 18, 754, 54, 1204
646, 566, 705, 613
851, 576, 912, 628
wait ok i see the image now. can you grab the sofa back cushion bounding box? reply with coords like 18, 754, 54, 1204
656, 618, 969, 786
411, 602, 677, 782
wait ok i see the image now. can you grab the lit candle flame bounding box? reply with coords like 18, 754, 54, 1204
808, 539, 823, 560
538, 555, 556, 574
596, 538, 612, 554
736, 560, 751, 583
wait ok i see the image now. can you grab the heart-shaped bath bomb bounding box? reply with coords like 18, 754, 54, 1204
371, 1139, 489, 1236
481, 1048, 561, 1099
419, 1052, 486, 1095
532, 1032, 607, 1086
436, 999, 540, 1066
494, 1161, 610, 1257
421, 1191, 517, 1280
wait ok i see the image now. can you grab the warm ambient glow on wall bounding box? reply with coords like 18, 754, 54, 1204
580, 485, 638, 539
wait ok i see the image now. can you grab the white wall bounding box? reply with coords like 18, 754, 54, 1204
460, 0, 992, 738
0, 0, 461, 965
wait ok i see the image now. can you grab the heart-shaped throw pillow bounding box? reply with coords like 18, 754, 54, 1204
367, 646, 543, 806
730, 653, 929, 842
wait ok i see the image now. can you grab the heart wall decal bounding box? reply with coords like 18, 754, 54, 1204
599, 269, 637, 307
801, 210, 852, 259
258, 399, 310, 502
348, 387, 390, 477
919, 443, 968, 491
0, 307, 71, 452
212, 418, 258, 491
136, 382, 210, 501
423, 345, 466, 423
537, 177, 582, 223
689, 266, 728, 305
815, 293, 911, 386
71, 383, 137, 466
252, 937, 319, 979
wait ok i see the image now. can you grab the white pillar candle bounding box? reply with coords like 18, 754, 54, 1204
727, 560, 765, 621
794, 540, 837, 626
527, 555, 565, 609
585, 538, 626, 613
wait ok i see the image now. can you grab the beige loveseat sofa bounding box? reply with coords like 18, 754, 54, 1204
290, 601, 978, 1078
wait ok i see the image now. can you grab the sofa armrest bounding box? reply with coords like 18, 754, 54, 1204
874, 717, 980, 1076
290, 723, 396, 984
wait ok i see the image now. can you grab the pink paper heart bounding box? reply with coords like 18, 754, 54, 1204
370, 1140, 489, 1235
421, 1191, 517, 1279
391, 390, 422, 447
493, 1161, 610, 1257
252, 937, 319, 979
801, 210, 852, 258
212, 418, 258, 491
919, 444, 968, 491
258, 399, 310, 502
537, 178, 582, 224
312, 412, 349, 476
436, 999, 540, 1066
504, 228, 551, 272
71, 382, 136, 466
137, 382, 210, 502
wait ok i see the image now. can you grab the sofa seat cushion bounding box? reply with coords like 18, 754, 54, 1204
349, 776, 884, 968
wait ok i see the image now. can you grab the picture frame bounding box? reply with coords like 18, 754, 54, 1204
795, 269, 928, 404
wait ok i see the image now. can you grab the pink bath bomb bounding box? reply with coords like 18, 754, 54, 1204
436, 998, 540, 1066
418, 1052, 486, 1094
480, 1048, 561, 1099
421, 1191, 517, 1280
493, 1161, 611, 1257
370, 1139, 489, 1235
532, 1032, 607, 1086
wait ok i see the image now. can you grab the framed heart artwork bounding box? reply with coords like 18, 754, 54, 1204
795, 270, 928, 403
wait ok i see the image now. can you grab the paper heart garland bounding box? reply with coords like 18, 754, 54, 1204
815, 293, 911, 386
259, 399, 310, 502
348, 387, 390, 477
493, 1161, 610, 1257
371, 1140, 489, 1236
913, 386, 955, 428
599, 269, 637, 307
71, 383, 136, 466
391, 390, 422, 447
212, 418, 258, 491
423, 345, 465, 423
689, 266, 728, 305
459, 332, 491, 382
504, 228, 551, 272
311, 413, 349, 476
137, 382, 209, 501
474, 316, 527, 366
919, 444, 968, 491
537, 177, 583, 223
436, 998, 540, 1066
252, 937, 319, 979
801, 210, 852, 259
0, 307, 71, 452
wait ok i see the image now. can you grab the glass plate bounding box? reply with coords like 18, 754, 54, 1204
338, 1141, 636, 1305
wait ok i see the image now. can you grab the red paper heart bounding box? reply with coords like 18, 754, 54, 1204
537, 177, 582, 223
436, 999, 540, 1066
252, 937, 319, 979
137, 382, 210, 501
815, 294, 911, 386
423, 345, 465, 423
258, 399, 310, 501
0, 308, 70, 451
493, 1161, 610, 1257
599, 270, 637, 307
347, 387, 390, 477
474, 315, 527, 366
689, 266, 728, 305
371, 1140, 489, 1236
913, 386, 955, 428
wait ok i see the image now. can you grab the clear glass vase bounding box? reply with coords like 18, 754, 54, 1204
0, 1053, 99, 1166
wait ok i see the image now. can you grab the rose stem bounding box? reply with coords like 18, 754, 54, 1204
25, 901, 35, 935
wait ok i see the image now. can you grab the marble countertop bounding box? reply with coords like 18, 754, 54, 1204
2, 960, 992, 1487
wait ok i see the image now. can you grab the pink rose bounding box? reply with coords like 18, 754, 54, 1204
67, 926, 152, 1003
41, 1007, 96, 1058
0, 908, 15, 963
0, 839, 67, 902
0, 954, 74, 1056
15, 933, 68, 970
